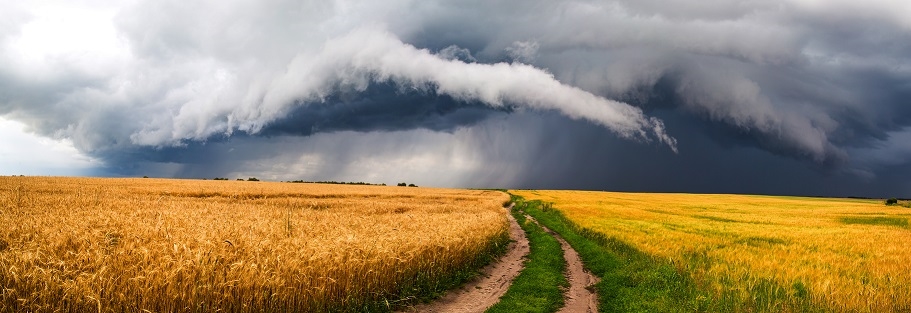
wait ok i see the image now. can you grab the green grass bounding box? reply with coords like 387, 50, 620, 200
510, 194, 824, 313
486, 197, 567, 313
840, 216, 909, 228
514, 197, 708, 312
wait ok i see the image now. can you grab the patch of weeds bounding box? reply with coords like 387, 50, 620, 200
736, 236, 789, 247
692, 215, 739, 223
840, 216, 908, 228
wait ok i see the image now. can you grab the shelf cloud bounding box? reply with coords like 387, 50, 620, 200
1, 0, 910, 196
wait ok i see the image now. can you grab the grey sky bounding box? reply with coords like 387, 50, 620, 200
1, 0, 909, 197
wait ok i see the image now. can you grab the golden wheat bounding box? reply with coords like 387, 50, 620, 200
0, 177, 509, 312
512, 190, 911, 312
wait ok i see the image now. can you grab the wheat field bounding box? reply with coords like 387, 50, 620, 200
0, 176, 509, 312
512, 190, 911, 312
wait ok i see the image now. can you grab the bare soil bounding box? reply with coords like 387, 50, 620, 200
553, 233, 600, 313
400, 205, 530, 313
526, 215, 600, 313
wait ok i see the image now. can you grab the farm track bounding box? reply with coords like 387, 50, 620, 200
526, 214, 600, 313
404, 203, 600, 313
401, 204, 530, 313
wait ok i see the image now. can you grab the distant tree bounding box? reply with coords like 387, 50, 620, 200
142, 176, 149, 178
397, 183, 407, 187
408, 184, 417, 187
237, 178, 244, 181
886, 198, 898, 205
247, 177, 260, 182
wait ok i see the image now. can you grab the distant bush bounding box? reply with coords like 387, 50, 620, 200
236, 179, 244, 181
408, 184, 417, 187
142, 176, 149, 178
213, 177, 229, 181
886, 198, 898, 205
247, 177, 260, 182
397, 183, 407, 187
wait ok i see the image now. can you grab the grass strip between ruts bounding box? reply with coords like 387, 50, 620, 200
485, 196, 568, 313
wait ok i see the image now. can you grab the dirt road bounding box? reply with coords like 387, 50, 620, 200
400, 205, 530, 313
553, 232, 599, 313
526, 215, 600, 313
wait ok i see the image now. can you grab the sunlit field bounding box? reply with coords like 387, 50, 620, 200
511, 190, 911, 312
0, 177, 509, 312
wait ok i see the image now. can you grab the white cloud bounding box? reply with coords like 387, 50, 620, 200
2, 2, 127, 81
505, 40, 539, 63
248, 29, 676, 150
0, 117, 100, 175
437, 45, 477, 63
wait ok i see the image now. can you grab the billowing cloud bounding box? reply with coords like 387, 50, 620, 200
1, 0, 910, 197
129, 28, 675, 150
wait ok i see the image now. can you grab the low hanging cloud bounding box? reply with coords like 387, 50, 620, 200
128, 29, 676, 152
281, 30, 672, 147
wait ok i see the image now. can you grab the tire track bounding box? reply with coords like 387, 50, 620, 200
526, 215, 600, 313
400, 204, 530, 313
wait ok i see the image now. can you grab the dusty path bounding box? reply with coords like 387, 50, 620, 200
401, 205, 530, 313
552, 232, 599, 313
526, 215, 600, 313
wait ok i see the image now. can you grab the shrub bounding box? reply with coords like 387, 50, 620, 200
398, 183, 407, 187
247, 177, 260, 182
886, 198, 898, 205
408, 184, 418, 187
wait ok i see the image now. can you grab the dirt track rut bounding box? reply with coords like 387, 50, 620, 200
401, 205, 599, 313
400, 205, 530, 313
552, 230, 600, 313
527, 215, 600, 313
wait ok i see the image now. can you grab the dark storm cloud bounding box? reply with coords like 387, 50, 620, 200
2, 0, 911, 196
260, 82, 503, 136
381, 0, 911, 167
504, 111, 911, 197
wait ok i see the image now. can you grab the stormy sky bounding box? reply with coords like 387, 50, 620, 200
1, 0, 910, 197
